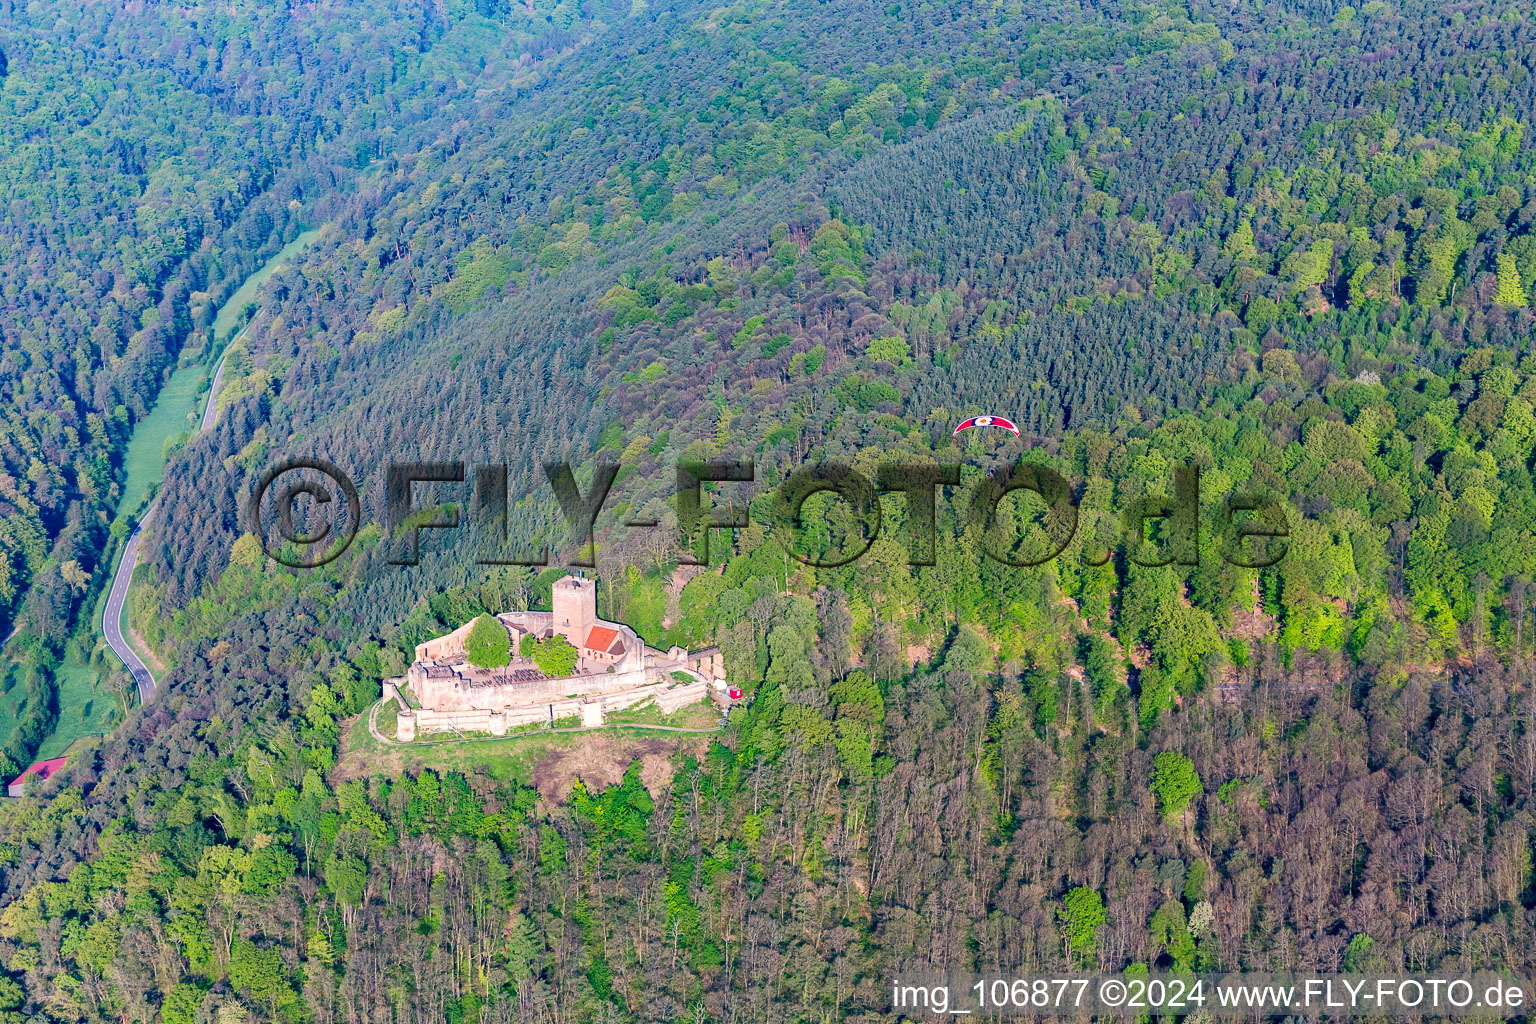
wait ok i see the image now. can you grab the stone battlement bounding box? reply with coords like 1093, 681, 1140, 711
391, 574, 728, 741
397, 676, 709, 739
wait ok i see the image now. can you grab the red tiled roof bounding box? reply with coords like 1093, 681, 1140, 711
584, 626, 624, 655
10, 756, 68, 789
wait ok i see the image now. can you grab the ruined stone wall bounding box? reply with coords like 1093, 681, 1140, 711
402, 676, 710, 740
414, 664, 657, 713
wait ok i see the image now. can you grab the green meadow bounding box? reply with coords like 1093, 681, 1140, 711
111, 359, 206, 527
36, 657, 116, 760
211, 227, 321, 340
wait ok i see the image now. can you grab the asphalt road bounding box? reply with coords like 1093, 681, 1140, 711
101, 332, 230, 703
103, 502, 157, 702
199, 350, 228, 431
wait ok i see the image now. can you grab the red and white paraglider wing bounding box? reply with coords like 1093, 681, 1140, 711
953, 414, 1021, 438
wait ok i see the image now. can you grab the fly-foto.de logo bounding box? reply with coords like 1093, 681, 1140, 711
249, 458, 1292, 572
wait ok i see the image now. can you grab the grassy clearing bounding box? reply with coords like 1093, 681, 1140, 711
335, 698, 723, 785
339, 717, 581, 783
375, 699, 398, 738
59, 735, 102, 758
0, 663, 22, 746
38, 656, 118, 759
378, 728, 714, 785
0, 654, 117, 766
212, 228, 321, 340
112, 362, 206, 527
606, 699, 719, 729
411, 734, 572, 782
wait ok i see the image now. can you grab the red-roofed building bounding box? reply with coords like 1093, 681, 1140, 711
8, 756, 67, 798
583, 625, 626, 663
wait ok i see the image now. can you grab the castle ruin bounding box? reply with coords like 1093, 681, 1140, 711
384, 574, 733, 740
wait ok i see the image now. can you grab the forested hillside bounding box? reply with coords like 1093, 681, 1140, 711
0, 0, 639, 775
3, 0, 1536, 1020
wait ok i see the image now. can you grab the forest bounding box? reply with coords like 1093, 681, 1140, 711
2, 0, 1536, 1020
0, 0, 638, 777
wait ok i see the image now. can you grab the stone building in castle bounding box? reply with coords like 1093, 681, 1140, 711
387, 574, 734, 740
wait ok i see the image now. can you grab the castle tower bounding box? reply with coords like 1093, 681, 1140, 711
552, 574, 597, 647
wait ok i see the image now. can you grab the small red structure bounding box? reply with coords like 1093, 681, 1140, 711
582, 625, 626, 663
728, 687, 744, 701
7, 756, 67, 798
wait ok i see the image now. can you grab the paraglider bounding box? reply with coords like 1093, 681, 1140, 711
952, 414, 1020, 439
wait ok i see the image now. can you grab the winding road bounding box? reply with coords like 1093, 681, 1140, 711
92, 235, 319, 715
101, 344, 234, 701
102, 339, 238, 701
103, 504, 158, 702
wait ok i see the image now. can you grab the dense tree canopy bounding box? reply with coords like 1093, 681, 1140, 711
466, 614, 511, 671
2, 0, 1536, 1020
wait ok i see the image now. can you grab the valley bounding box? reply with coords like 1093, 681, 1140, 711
17, 229, 325, 762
